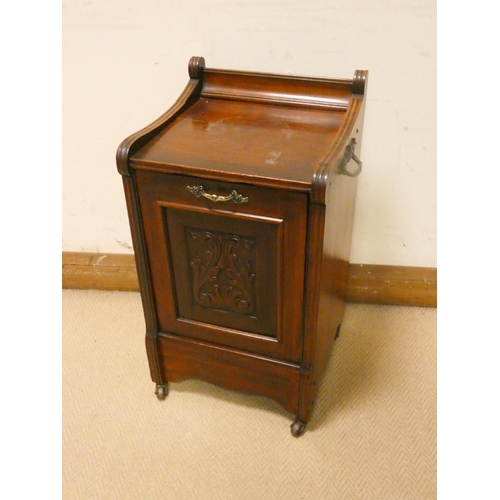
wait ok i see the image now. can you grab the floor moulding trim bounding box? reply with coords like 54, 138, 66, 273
62, 252, 436, 307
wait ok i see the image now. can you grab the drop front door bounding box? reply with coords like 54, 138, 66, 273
135, 170, 308, 363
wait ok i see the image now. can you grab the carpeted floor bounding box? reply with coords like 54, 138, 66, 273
62, 290, 436, 499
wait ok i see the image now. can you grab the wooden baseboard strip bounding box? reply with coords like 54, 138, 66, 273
345, 264, 436, 307
62, 252, 436, 307
62, 252, 139, 292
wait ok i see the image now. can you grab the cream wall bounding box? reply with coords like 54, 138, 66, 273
62, 0, 436, 267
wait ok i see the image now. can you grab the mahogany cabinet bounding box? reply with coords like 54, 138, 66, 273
116, 57, 368, 437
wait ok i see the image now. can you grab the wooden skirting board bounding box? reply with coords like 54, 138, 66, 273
62, 252, 436, 308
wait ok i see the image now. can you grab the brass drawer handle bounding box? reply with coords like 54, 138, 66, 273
187, 185, 249, 204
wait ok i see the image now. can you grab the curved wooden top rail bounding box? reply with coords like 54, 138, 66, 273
117, 57, 368, 203
116, 57, 206, 176
312, 69, 368, 204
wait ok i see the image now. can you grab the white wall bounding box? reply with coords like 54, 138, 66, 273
62, 0, 436, 267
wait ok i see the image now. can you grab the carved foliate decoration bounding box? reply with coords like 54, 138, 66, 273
185, 228, 257, 315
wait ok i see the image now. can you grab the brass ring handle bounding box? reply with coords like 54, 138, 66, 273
187, 185, 249, 204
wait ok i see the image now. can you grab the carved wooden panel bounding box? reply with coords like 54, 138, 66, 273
164, 205, 280, 338
185, 227, 257, 316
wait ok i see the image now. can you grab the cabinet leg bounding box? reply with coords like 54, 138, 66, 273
290, 419, 308, 438
155, 382, 169, 400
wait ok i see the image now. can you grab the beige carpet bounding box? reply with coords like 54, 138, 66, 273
63, 290, 436, 499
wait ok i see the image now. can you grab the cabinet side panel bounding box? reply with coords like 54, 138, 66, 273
314, 105, 366, 380
315, 172, 359, 381
297, 203, 325, 424
122, 176, 163, 384
297, 144, 361, 424
122, 176, 158, 333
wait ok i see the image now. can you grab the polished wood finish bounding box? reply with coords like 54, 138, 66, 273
133, 170, 308, 362
157, 333, 300, 415
115, 57, 369, 436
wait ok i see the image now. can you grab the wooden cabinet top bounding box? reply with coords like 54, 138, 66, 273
117, 57, 368, 201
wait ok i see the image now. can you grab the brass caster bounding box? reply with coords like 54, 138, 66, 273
155, 383, 169, 400
290, 419, 307, 438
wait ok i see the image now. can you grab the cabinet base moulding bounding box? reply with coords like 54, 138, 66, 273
62, 251, 436, 308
